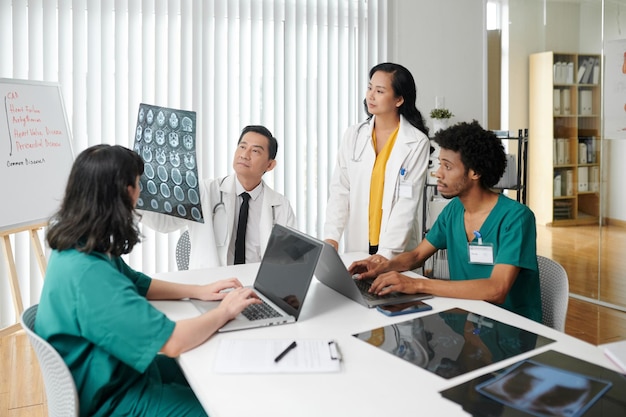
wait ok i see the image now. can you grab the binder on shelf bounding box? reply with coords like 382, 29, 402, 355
566, 170, 574, 196
577, 59, 587, 83
553, 61, 569, 84
580, 90, 593, 115
577, 167, 587, 192
579, 143, 587, 164
553, 62, 561, 83
587, 137, 596, 163
590, 166, 600, 192
553, 88, 561, 115
579, 136, 596, 163
562, 89, 571, 115
566, 62, 574, 84
592, 58, 600, 84
556, 139, 565, 165
553, 173, 562, 197
582, 58, 594, 84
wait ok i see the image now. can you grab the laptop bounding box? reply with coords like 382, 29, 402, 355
315, 242, 432, 308
190, 224, 323, 332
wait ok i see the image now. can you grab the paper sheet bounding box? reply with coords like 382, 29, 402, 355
214, 339, 342, 374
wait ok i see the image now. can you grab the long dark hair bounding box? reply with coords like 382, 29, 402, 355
364, 62, 429, 137
47, 144, 145, 256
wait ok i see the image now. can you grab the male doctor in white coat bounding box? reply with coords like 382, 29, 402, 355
141, 125, 296, 269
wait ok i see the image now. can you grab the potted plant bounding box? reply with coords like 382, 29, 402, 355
430, 108, 454, 133
429, 108, 454, 119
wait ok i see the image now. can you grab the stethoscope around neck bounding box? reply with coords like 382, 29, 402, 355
351, 121, 371, 162
211, 177, 277, 246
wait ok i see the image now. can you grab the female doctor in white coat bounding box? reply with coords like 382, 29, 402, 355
142, 125, 296, 269
324, 63, 430, 259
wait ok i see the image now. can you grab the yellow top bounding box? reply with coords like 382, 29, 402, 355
368, 124, 399, 247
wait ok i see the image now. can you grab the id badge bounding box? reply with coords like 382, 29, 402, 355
468, 242, 494, 265
398, 179, 413, 199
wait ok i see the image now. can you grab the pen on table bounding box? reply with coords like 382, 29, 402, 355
274, 341, 297, 363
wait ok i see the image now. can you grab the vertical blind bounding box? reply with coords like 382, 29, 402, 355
0, 0, 387, 327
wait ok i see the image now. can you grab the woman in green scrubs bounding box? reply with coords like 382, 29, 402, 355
36, 144, 262, 417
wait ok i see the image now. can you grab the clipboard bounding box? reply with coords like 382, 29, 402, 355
214, 339, 342, 374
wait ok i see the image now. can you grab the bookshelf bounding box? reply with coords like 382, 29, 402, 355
528, 51, 601, 226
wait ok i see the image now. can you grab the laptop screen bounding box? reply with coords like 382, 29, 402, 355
254, 225, 323, 319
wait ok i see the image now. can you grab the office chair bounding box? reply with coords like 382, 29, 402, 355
537, 256, 569, 332
176, 230, 191, 271
20, 304, 79, 417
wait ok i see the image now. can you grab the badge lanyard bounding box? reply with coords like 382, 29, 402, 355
467, 231, 494, 265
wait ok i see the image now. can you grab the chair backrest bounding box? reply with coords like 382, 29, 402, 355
537, 256, 569, 332
20, 304, 79, 417
176, 230, 191, 270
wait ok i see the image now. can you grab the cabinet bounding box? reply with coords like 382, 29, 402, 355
528, 51, 601, 226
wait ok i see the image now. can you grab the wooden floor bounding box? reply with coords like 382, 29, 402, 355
2, 223, 626, 416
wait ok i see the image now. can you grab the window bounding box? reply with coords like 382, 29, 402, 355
0, 0, 386, 327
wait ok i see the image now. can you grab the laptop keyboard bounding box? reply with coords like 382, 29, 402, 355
241, 299, 282, 321
354, 278, 400, 300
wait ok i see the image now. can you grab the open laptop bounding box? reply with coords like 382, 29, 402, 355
315, 242, 432, 308
190, 224, 323, 332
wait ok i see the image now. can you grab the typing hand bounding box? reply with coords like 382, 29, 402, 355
369, 272, 417, 296
197, 278, 244, 301
349, 254, 389, 280
218, 287, 262, 320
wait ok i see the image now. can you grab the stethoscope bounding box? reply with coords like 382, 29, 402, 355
351, 121, 371, 162
212, 177, 228, 215
211, 177, 277, 246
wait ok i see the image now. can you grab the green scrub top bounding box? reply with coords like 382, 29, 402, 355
426, 194, 542, 323
35, 249, 176, 417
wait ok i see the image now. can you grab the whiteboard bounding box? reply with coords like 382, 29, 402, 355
0, 79, 74, 233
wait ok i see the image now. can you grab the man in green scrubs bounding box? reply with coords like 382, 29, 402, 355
36, 144, 262, 416
349, 121, 542, 323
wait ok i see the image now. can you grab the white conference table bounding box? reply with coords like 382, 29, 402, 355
152, 253, 619, 417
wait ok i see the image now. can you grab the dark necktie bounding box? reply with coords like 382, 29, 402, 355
234, 192, 251, 264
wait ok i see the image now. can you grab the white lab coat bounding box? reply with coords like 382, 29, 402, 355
141, 174, 296, 269
324, 115, 429, 259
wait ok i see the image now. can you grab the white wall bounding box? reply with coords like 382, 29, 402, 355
390, 0, 625, 222
604, 0, 626, 221
387, 0, 486, 131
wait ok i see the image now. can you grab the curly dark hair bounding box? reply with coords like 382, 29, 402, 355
47, 144, 144, 256
362, 62, 429, 137
433, 120, 506, 189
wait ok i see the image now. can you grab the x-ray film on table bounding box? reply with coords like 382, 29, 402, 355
132, 103, 203, 223
441, 350, 625, 417
353, 308, 554, 379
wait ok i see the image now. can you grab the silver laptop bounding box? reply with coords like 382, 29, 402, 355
315, 242, 433, 308
190, 224, 323, 332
